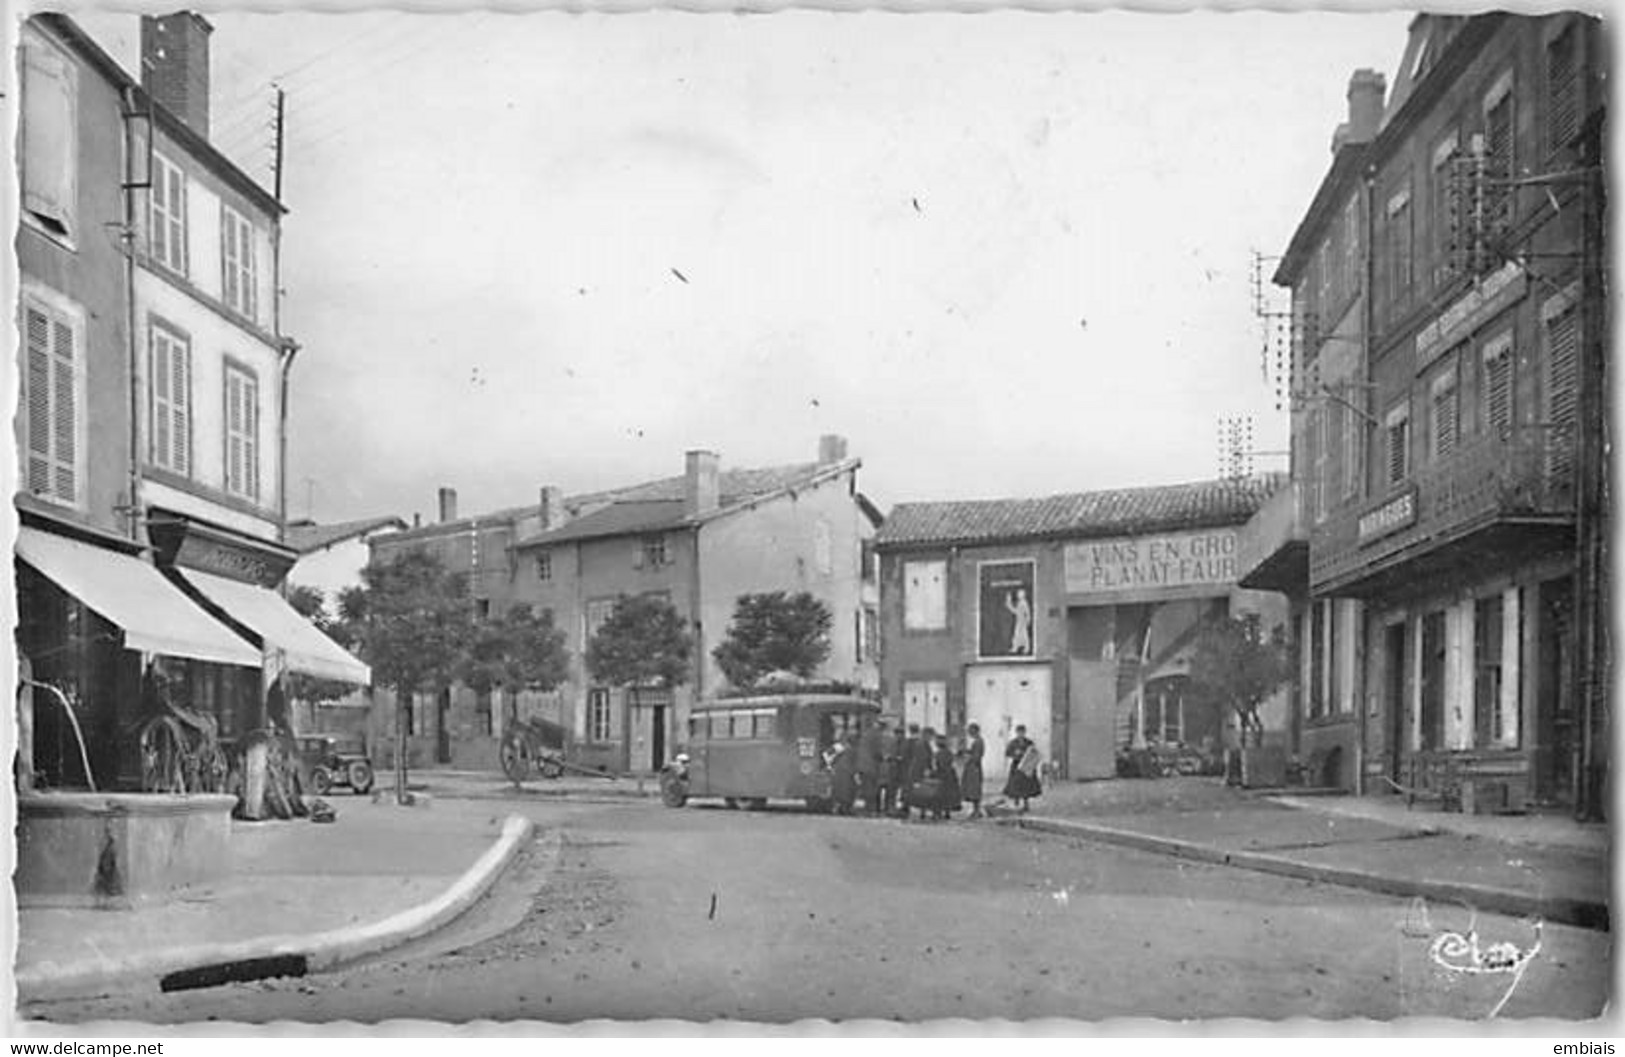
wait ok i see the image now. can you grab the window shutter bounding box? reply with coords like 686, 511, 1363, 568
1547, 306, 1580, 482
1485, 95, 1515, 237
247, 375, 260, 499
1548, 26, 1579, 152
51, 316, 75, 500
151, 332, 171, 469
1387, 417, 1408, 487
21, 41, 74, 235
171, 166, 188, 273
25, 306, 52, 494
226, 371, 242, 494
1484, 345, 1513, 439
221, 207, 239, 310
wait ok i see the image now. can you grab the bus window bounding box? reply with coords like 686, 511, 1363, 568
688, 716, 701, 739
753, 709, 778, 739
709, 713, 731, 740
727, 711, 752, 739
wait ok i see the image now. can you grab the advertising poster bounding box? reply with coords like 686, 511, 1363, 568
978, 559, 1037, 659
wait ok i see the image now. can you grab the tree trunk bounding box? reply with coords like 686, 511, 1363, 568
395, 688, 410, 805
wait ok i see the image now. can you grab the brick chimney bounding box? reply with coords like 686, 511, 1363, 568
538, 485, 565, 531
684, 451, 720, 518
1345, 69, 1387, 145
437, 487, 458, 523
817, 434, 849, 464
141, 12, 213, 138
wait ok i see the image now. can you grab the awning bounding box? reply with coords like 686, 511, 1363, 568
174, 569, 371, 686
16, 527, 262, 668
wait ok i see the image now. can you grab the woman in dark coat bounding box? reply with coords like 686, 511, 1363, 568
1002, 724, 1042, 812
959, 723, 986, 819
829, 738, 858, 815
930, 735, 962, 820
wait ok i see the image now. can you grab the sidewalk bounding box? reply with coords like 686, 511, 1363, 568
16, 796, 534, 1004
1004, 777, 1611, 930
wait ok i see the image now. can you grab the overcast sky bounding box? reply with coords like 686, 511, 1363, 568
71, 4, 1420, 524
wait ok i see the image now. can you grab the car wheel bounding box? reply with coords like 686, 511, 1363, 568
311, 766, 333, 796
499, 735, 528, 785
347, 760, 374, 795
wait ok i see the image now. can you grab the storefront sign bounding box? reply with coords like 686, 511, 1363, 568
174, 536, 283, 587
978, 559, 1036, 658
1063, 529, 1238, 596
1415, 262, 1527, 368
1357, 489, 1417, 544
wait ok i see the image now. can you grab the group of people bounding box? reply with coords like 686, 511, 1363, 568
823, 718, 1043, 821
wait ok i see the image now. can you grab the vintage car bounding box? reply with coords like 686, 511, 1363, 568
294, 735, 375, 796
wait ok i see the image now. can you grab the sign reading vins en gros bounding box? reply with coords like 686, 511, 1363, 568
1063, 529, 1238, 595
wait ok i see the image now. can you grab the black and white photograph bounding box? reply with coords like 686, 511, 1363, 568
5, 0, 1614, 1037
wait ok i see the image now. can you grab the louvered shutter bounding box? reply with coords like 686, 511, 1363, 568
1431, 367, 1459, 461
246, 374, 259, 499
151, 331, 171, 469
1548, 26, 1579, 152
1387, 416, 1408, 487
51, 316, 75, 500
25, 306, 52, 494
222, 208, 239, 311
226, 370, 243, 495
169, 165, 188, 273
21, 40, 74, 235
1484, 345, 1513, 439
1547, 306, 1580, 482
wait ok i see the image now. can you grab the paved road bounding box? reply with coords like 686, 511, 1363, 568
28, 798, 1610, 1025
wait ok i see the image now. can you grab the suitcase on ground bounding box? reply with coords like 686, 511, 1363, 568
907, 778, 942, 807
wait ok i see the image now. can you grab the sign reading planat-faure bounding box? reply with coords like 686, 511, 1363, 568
1063, 529, 1239, 596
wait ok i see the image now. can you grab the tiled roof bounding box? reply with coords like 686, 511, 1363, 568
569, 463, 826, 509
876, 475, 1287, 548
286, 515, 407, 554
522, 500, 688, 547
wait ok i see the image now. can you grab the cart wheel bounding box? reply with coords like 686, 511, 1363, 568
660, 773, 689, 808
348, 760, 374, 795
538, 757, 565, 780
311, 766, 334, 796
499, 735, 529, 785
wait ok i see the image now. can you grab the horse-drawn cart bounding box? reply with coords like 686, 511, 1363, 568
499, 716, 618, 785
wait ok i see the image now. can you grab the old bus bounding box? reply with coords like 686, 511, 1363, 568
659, 691, 880, 811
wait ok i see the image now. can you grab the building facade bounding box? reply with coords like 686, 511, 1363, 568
16, 13, 366, 792
877, 477, 1288, 785
1252, 13, 1608, 816
367, 436, 881, 774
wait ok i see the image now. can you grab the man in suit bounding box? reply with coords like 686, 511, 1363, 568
857, 718, 887, 815
877, 719, 900, 816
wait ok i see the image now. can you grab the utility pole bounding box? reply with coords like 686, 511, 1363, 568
272, 85, 286, 202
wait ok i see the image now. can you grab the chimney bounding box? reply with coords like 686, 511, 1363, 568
538, 486, 565, 531
684, 450, 720, 518
141, 12, 213, 138
1345, 69, 1387, 145
1330, 122, 1351, 155
437, 487, 458, 523
817, 434, 849, 465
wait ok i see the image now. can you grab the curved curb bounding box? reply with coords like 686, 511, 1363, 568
1004, 816, 1609, 932
17, 814, 536, 1003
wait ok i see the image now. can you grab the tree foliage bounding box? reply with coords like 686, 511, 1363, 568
462, 603, 570, 696
347, 550, 474, 700
283, 583, 358, 706
712, 591, 834, 690
585, 594, 694, 689
1184, 615, 1295, 748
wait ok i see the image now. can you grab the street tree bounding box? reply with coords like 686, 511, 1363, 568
1184, 614, 1295, 750
585, 594, 694, 691
345, 550, 476, 803
284, 583, 359, 708
462, 603, 571, 722
711, 591, 833, 690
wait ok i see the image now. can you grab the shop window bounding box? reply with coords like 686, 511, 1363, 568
903, 560, 947, 631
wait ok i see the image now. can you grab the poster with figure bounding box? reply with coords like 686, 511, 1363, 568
978, 559, 1036, 659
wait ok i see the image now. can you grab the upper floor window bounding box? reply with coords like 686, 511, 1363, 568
1428, 360, 1460, 463
1544, 293, 1581, 483
535, 550, 552, 581
1480, 334, 1514, 440
1384, 402, 1411, 488
1383, 185, 1413, 317
1482, 74, 1516, 241
220, 205, 258, 322
20, 32, 76, 243
224, 362, 260, 501
148, 320, 192, 476
584, 597, 616, 647
21, 291, 82, 506
150, 153, 189, 276
903, 559, 947, 631
1547, 23, 1581, 153
638, 534, 669, 569
1430, 131, 1460, 288
588, 687, 614, 742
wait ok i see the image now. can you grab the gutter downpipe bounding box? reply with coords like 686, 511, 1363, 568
1354, 162, 1378, 798
120, 87, 143, 542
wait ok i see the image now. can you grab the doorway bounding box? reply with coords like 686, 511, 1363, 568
1537, 578, 1576, 805
1419, 612, 1445, 752
629, 688, 672, 773
1384, 621, 1408, 781
435, 688, 453, 764
965, 664, 1052, 785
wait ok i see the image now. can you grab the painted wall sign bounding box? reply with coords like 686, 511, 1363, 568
978, 559, 1036, 659
1415, 262, 1527, 368
1358, 489, 1418, 544
1063, 529, 1238, 596
175, 536, 282, 586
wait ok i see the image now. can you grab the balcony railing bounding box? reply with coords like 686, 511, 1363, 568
1309, 425, 1575, 591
